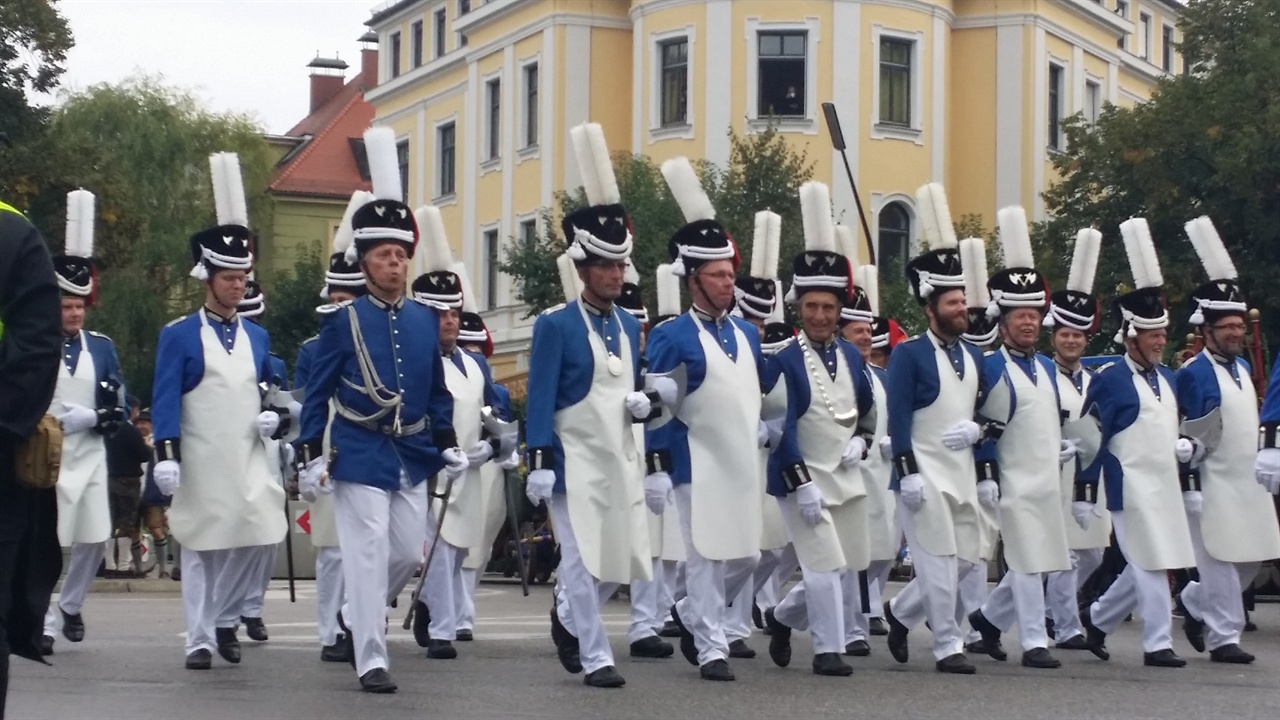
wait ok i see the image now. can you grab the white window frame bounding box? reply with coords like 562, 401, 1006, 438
479, 223, 501, 311
871, 193, 919, 264
480, 69, 502, 172
649, 26, 695, 141
1137, 10, 1152, 61
433, 5, 448, 59
516, 213, 539, 249
870, 25, 925, 144
1083, 75, 1103, 125
745, 17, 820, 134
432, 114, 459, 204
518, 55, 541, 158
1160, 22, 1176, 73
1047, 57, 1068, 152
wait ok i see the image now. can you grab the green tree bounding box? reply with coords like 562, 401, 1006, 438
0, 0, 73, 205
257, 247, 325, 373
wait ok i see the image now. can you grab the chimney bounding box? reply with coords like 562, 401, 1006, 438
307, 56, 349, 113
359, 31, 379, 90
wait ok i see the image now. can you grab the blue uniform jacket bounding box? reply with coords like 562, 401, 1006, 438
293, 336, 318, 389
524, 300, 643, 493
296, 295, 455, 490
61, 330, 126, 415
644, 311, 764, 486
1260, 358, 1280, 427
1080, 358, 1177, 509
974, 351, 1061, 465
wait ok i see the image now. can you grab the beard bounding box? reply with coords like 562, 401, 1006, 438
939, 311, 969, 337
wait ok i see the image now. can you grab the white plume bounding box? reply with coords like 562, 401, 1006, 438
333, 190, 374, 255
750, 213, 768, 277
557, 253, 583, 302
835, 224, 860, 273
64, 189, 95, 259
798, 182, 836, 253
767, 280, 785, 323
1067, 227, 1102, 294
454, 261, 477, 313
764, 212, 781, 281
914, 183, 958, 249
364, 126, 403, 202
660, 157, 716, 222
960, 237, 991, 308
750, 210, 782, 280
624, 257, 640, 285
996, 205, 1035, 268
656, 263, 682, 317
414, 205, 454, 274
1184, 215, 1237, 282
209, 152, 249, 227
857, 265, 880, 316
569, 124, 604, 207
584, 123, 619, 205
1119, 217, 1163, 289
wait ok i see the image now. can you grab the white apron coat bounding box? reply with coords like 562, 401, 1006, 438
909, 339, 982, 565
1196, 358, 1280, 563
859, 370, 899, 562
1105, 360, 1195, 571
759, 378, 789, 551
986, 350, 1070, 574
783, 343, 868, 573
643, 424, 687, 562
675, 315, 762, 560
1058, 370, 1111, 549
52, 332, 112, 546
463, 462, 507, 570
553, 303, 650, 584
308, 399, 340, 548
436, 351, 488, 551
169, 314, 286, 551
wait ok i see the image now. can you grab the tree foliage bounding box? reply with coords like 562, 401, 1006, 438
0, 0, 73, 205
257, 247, 325, 373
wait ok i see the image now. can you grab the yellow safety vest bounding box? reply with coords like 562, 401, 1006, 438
0, 200, 24, 339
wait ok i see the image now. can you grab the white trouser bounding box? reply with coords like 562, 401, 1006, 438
550, 495, 619, 674
725, 570, 755, 643
1089, 511, 1172, 653
889, 504, 965, 660
239, 543, 278, 619
629, 556, 667, 643
957, 560, 988, 643
423, 499, 466, 642
334, 475, 426, 676
1180, 516, 1260, 651
771, 496, 845, 655
661, 560, 679, 622
980, 569, 1049, 651
866, 558, 894, 620
43, 541, 107, 636
180, 546, 261, 654
457, 567, 480, 632
841, 569, 869, 644
752, 549, 781, 610
1046, 548, 1103, 642
673, 484, 759, 665
315, 546, 344, 646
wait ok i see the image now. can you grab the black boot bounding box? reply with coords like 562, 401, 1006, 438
1182, 613, 1206, 653
60, 607, 85, 643
868, 617, 888, 636
40, 635, 54, 656
549, 606, 583, 674
658, 620, 681, 638
241, 616, 268, 642
1209, 643, 1255, 664
967, 609, 1007, 661
629, 635, 674, 658
1055, 634, 1088, 650
699, 658, 735, 681
215, 627, 241, 664
1080, 607, 1110, 661
763, 607, 791, 668
844, 640, 870, 657
185, 648, 212, 670
1143, 648, 1187, 667
411, 599, 431, 648
728, 639, 756, 659
884, 601, 909, 664
359, 667, 397, 693
583, 665, 626, 688
812, 652, 853, 676
670, 604, 699, 666
321, 634, 352, 663
425, 638, 457, 659
1021, 647, 1061, 669
455, 628, 473, 642
336, 611, 356, 669
751, 603, 764, 630
935, 653, 976, 674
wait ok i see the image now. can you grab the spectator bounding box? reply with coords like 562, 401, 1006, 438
105, 398, 150, 577
135, 410, 174, 579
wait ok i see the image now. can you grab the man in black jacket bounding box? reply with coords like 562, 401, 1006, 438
106, 399, 151, 577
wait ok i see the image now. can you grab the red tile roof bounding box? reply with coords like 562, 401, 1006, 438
268, 77, 374, 198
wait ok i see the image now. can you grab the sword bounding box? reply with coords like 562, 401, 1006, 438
283, 491, 296, 603
503, 465, 530, 597
403, 470, 457, 631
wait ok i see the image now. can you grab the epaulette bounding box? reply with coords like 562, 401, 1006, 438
1181, 353, 1204, 367
650, 314, 679, 331
86, 330, 111, 340
164, 314, 189, 328
539, 302, 567, 317
773, 336, 797, 352
316, 299, 353, 316
300, 334, 319, 346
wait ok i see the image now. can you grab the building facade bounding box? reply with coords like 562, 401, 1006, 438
364, 0, 1183, 379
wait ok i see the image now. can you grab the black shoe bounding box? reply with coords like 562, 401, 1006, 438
359, 667, 397, 693
1021, 647, 1061, 669
215, 627, 241, 664
425, 638, 457, 659
699, 658, 735, 681
169, 567, 181, 582
185, 648, 212, 670
967, 609, 1007, 661
658, 620, 681, 638
60, 608, 85, 643
751, 603, 764, 630
241, 616, 268, 642
884, 601, 909, 664
583, 665, 626, 688
728, 639, 756, 659
1143, 649, 1187, 668
40, 635, 54, 656
935, 653, 977, 674
1080, 607, 1110, 661
1055, 634, 1089, 650
1209, 643, 1254, 664
813, 652, 854, 676
670, 604, 699, 666
844, 640, 870, 657
549, 606, 583, 674
411, 600, 431, 648
1044, 615, 1055, 640
321, 635, 352, 663
763, 607, 791, 668
455, 628, 473, 642
336, 611, 356, 669
629, 635, 674, 658
868, 617, 888, 636
1183, 613, 1206, 653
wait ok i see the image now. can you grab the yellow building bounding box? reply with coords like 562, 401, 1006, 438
364, 0, 1183, 379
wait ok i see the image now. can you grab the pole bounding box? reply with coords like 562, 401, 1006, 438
403, 472, 456, 631
504, 467, 530, 597
821, 102, 877, 264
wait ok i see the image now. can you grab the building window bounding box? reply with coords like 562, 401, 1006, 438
1115, 0, 1129, 49
411, 20, 423, 68
878, 202, 911, 275
520, 218, 538, 247
1048, 63, 1064, 150
659, 38, 688, 127
1139, 12, 1151, 60
390, 31, 402, 78
757, 31, 807, 118
1161, 25, 1174, 72
484, 229, 500, 309
434, 8, 447, 58
396, 139, 410, 202
437, 122, 456, 197
485, 78, 501, 161
523, 64, 539, 147
879, 37, 913, 127
458, 0, 470, 15
1084, 80, 1101, 125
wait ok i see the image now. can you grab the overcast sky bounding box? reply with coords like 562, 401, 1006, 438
47, 0, 380, 134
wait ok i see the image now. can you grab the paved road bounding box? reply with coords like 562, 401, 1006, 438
11, 579, 1279, 719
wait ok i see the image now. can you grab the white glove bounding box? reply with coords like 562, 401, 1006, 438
1071, 501, 1095, 530
795, 481, 824, 527
1059, 438, 1080, 465
282, 443, 296, 468
625, 391, 652, 420
466, 440, 494, 466
442, 447, 470, 480
898, 473, 925, 513
1255, 447, 1280, 494
298, 457, 328, 502
55, 402, 98, 435
757, 420, 770, 448
650, 377, 678, 407
976, 479, 999, 509
153, 460, 181, 497
941, 420, 981, 450
841, 436, 867, 468
1182, 490, 1203, 516
499, 450, 520, 471
257, 410, 281, 439
1175, 437, 1204, 465
644, 472, 672, 515
879, 436, 893, 460
764, 418, 785, 448
525, 468, 555, 505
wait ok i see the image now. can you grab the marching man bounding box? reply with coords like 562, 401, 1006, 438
151, 154, 289, 670
525, 122, 651, 688
295, 127, 466, 693
42, 190, 126, 655
1076, 218, 1197, 668
1177, 216, 1280, 664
